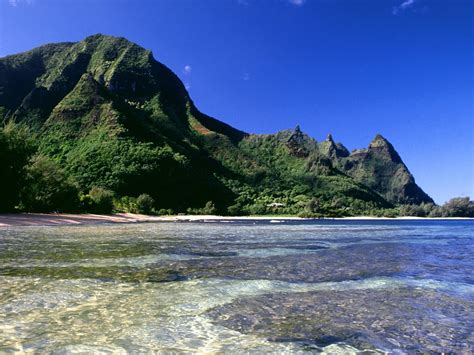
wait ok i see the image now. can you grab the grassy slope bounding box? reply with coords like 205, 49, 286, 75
0, 34, 432, 214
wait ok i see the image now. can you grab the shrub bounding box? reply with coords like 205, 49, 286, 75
114, 196, 138, 213
227, 203, 244, 216
136, 193, 155, 214
158, 208, 174, 215
428, 205, 443, 217
20, 155, 79, 212
442, 197, 474, 217
381, 208, 399, 218
202, 201, 217, 215
297, 211, 323, 218
247, 204, 267, 215
186, 201, 218, 215
88, 187, 114, 214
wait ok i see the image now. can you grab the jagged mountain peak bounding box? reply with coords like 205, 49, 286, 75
369, 133, 390, 147
0, 35, 434, 211
338, 134, 433, 205
286, 125, 312, 157
367, 134, 402, 164
320, 133, 349, 159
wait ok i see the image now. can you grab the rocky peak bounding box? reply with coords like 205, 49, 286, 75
369, 134, 390, 148
320, 133, 349, 159
287, 125, 304, 141
340, 133, 434, 205
368, 134, 402, 164
286, 125, 309, 157
335, 143, 350, 157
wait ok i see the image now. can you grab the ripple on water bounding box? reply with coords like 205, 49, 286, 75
0, 277, 316, 353
0, 220, 473, 352
1, 275, 472, 353
207, 285, 474, 353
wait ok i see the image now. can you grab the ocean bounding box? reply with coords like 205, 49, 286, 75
0, 219, 472, 353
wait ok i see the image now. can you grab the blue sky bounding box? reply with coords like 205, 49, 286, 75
1, 0, 472, 203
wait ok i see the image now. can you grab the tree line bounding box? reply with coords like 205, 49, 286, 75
0, 122, 472, 217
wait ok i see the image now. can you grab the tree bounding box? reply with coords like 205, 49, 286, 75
442, 197, 474, 217
307, 197, 322, 213
399, 204, 425, 217
227, 203, 244, 216
136, 193, 155, 214
202, 201, 217, 215
88, 187, 115, 214
21, 155, 79, 212
0, 122, 36, 211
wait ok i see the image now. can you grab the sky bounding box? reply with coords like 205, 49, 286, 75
0, 0, 472, 204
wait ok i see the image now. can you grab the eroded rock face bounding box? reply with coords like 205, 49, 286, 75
286, 125, 310, 157
207, 287, 474, 353
330, 134, 433, 205
319, 134, 349, 160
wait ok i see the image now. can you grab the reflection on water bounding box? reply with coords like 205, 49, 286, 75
0, 220, 473, 353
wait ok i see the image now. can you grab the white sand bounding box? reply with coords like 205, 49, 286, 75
0, 213, 471, 227
0, 213, 303, 227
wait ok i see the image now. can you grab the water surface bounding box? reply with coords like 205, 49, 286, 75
0, 220, 473, 353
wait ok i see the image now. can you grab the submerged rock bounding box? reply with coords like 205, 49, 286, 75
207, 287, 474, 353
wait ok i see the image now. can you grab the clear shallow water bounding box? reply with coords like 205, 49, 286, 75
0, 220, 473, 353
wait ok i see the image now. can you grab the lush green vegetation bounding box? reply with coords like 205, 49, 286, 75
0, 122, 36, 212
20, 155, 79, 212
0, 34, 470, 217
0, 121, 472, 217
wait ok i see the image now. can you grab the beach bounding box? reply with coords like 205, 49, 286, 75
0, 213, 471, 227
0, 213, 304, 227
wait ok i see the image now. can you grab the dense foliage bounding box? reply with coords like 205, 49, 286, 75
20, 155, 79, 212
0, 34, 469, 217
0, 122, 36, 212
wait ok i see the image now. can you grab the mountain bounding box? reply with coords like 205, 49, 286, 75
0, 34, 433, 215
335, 135, 433, 205
316, 133, 433, 205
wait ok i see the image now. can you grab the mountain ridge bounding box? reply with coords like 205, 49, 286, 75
0, 34, 433, 214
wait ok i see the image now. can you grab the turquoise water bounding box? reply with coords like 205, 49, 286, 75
0, 220, 473, 353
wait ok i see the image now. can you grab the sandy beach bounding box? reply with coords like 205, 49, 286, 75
0, 213, 472, 227
0, 213, 305, 227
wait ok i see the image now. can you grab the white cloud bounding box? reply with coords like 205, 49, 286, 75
184, 82, 191, 90
8, 0, 34, 6
393, 0, 416, 15
239, 0, 306, 7
288, 0, 306, 6
183, 65, 192, 74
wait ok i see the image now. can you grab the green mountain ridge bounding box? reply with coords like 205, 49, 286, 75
0, 34, 434, 215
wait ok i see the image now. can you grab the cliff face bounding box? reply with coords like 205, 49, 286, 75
0, 34, 244, 140
0, 34, 433, 212
323, 134, 433, 205
319, 134, 349, 160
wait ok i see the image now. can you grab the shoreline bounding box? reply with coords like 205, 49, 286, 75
0, 213, 472, 227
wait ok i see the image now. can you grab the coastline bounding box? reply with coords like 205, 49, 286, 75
0, 213, 472, 227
